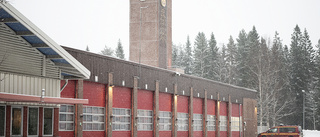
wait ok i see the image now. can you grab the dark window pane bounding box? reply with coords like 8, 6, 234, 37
0, 106, 5, 136
28, 108, 38, 135
44, 108, 53, 135
12, 108, 22, 135
60, 105, 66, 112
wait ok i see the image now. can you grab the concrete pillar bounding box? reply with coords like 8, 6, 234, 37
203, 90, 208, 137
75, 80, 83, 137
189, 87, 193, 137
216, 93, 220, 137
172, 84, 178, 137
154, 80, 160, 137
228, 95, 232, 137
106, 73, 113, 137
132, 76, 139, 137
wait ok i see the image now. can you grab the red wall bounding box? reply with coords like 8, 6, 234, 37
113, 87, 131, 137
177, 96, 189, 137
207, 100, 216, 137
113, 87, 131, 109
193, 97, 203, 137
137, 90, 153, 137
159, 93, 172, 111
83, 131, 104, 137
159, 93, 172, 137
83, 81, 105, 107
220, 101, 227, 137
60, 80, 76, 98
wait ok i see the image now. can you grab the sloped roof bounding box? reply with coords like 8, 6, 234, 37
0, 1, 90, 79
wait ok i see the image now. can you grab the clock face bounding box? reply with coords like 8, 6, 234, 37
161, 0, 166, 7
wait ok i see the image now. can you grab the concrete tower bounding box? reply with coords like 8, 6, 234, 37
129, 0, 172, 69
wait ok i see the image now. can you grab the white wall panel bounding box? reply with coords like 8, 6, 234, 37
0, 72, 60, 97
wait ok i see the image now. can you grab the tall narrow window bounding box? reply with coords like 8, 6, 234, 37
112, 108, 131, 131
43, 108, 53, 135
11, 107, 22, 136
207, 115, 215, 131
193, 114, 203, 131
177, 112, 188, 131
59, 105, 74, 131
231, 117, 240, 131
0, 106, 5, 137
220, 116, 227, 131
137, 109, 153, 131
83, 106, 105, 131
159, 111, 171, 131
28, 107, 38, 136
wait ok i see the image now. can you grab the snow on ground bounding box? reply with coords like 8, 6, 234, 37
303, 130, 320, 137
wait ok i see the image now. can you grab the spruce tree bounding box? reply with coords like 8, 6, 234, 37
101, 45, 114, 56
226, 36, 237, 85
207, 32, 219, 80
183, 36, 193, 74
86, 45, 90, 51
236, 29, 249, 87
115, 39, 125, 59
193, 32, 209, 77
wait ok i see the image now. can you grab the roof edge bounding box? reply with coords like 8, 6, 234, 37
0, 1, 90, 79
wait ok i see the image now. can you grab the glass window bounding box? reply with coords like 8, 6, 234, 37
279, 128, 296, 133
193, 114, 203, 131
0, 106, 5, 137
207, 115, 215, 131
28, 107, 38, 135
43, 108, 53, 135
11, 107, 22, 136
159, 111, 171, 131
112, 108, 131, 131
83, 106, 105, 131
59, 105, 74, 131
220, 116, 227, 131
177, 112, 189, 131
231, 117, 241, 131
269, 128, 278, 133
137, 109, 153, 131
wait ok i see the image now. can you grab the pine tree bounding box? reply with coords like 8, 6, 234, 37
182, 36, 193, 74
101, 45, 114, 56
172, 43, 179, 67
86, 45, 90, 51
115, 39, 125, 59
225, 36, 237, 85
236, 29, 249, 87
193, 32, 209, 77
207, 32, 219, 80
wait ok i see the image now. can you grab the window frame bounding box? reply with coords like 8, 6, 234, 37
137, 109, 153, 131
11, 106, 23, 136
43, 107, 53, 136
231, 116, 240, 131
159, 111, 172, 131
0, 105, 5, 137
193, 114, 203, 131
28, 107, 39, 136
207, 115, 215, 131
83, 106, 105, 131
59, 105, 75, 131
177, 112, 189, 131
219, 116, 228, 131
112, 108, 131, 131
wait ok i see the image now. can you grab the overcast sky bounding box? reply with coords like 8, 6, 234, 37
10, 0, 320, 59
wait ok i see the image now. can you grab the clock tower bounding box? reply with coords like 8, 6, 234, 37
129, 0, 172, 69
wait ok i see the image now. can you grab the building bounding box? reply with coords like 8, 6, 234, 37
0, 1, 257, 137
0, 1, 90, 137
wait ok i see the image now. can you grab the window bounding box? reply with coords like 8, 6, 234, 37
137, 109, 153, 131
220, 116, 227, 131
159, 111, 171, 131
193, 114, 203, 131
268, 128, 277, 133
59, 105, 74, 131
207, 115, 215, 131
28, 107, 38, 136
43, 108, 53, 135
279, 128, 296, 133
177, 113, 188, 131
0, 106, 5, 137
231, 117, 240, 131
11, 107, 22, 136
83, 106, 105, 131
112, 108, 131, 131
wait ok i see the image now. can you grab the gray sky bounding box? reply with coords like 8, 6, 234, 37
10, 0, 320, 59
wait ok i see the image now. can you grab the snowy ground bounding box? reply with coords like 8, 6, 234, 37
303, 130, 319, 137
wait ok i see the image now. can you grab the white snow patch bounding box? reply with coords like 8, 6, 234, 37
303, 130, 320, 137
